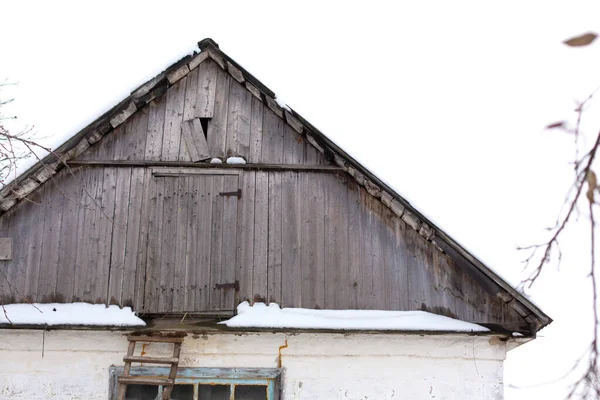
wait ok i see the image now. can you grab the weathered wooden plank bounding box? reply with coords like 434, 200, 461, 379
195, 59, 218, 118
183, 67, 199, 121
220, 175, 238, 310
144, 174, 164, 312
127, 108, 150, 161
196, 176, 213, 310
252, 171, 268, 303
122, 168, 146, 309
300, 174, 325, 310
107, 167, 132, 305
226, 79, 252, 158
283, 125, 304, 164
134, 169, 153, 311
260, 107, 284, 164
209, 176, 224, 310
323, 173, 349, 309
73, 167, 104, 302
158, 177, 178, 311
248, 97, 264, 164
206, 68, 230, 158
70, 160, 342, 171
383, 215, 408, 310
0, 210, 13, 303
267, 172, 282, 304
55, 168, 84, 302
181, 119, 210, 162
346, 180, 361, 309
145, 97, 168, 161
358, 188, 374, 309
172, 176, 190, 312
184, 177, 199, 310
281, 172, 302, 307
162, 77, 187, 161
94, 167, 118, 304
237, 171, 255, 303
369, 200, 387, 310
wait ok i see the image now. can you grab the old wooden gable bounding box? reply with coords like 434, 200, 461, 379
0, 39, 550, 335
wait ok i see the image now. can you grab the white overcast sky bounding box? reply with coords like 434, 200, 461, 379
2, 1, 600, 398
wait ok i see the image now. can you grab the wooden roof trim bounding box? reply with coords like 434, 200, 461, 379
0, 38, 551, 333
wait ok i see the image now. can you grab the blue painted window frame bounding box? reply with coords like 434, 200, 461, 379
109, 366, 281, 399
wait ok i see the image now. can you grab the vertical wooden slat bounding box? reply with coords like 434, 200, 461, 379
252, 172, 269, 303
196, 176, 213, 310
145, 97, 167, 161
346, 181, 361, 309
195, 59, 218, 119
159, 177, 178, 312
37, 180, 65, 302
221, 175, 238, 310
209, 176, 224, 310
283, 125, 304, 164
54, 168, 84, 302
267, 172, 282, 304
323, 173, 349, 309
179, 68, 197, 163
0, 206, 14, 303
384, 215, 409, 310
173, 177, 190, 312
206, 68, 230, 158
237, 171, 255, 303
73, 167, 103, 302
144, 175, 164, 312
226, 79, 252, 158
248, 97, 264, 164
94, 167, 118, 304
126, 108, 150, 161
358, 188, 374, 309
123, 168, 146, 308
300, 174, 325, 309
107, 167, 133, 305
183, 67, 199, 121
181, 119, 210, 162
184, 177, 199, 310
260, 107, 284, 164
281, 172, 302, 307
162, 77, 187, 161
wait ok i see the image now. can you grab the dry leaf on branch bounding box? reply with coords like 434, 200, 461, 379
545, 121, 566, 130
563, 32, 598, 47
586, 170, 597, 203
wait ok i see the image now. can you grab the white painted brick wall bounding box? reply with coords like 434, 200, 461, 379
0, 330, 506, 400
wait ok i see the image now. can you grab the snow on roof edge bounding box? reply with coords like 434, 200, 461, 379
219, 302, 490, 333
0, 302, 146, 327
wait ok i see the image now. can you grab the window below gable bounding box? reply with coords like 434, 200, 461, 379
109, 367, 281, 400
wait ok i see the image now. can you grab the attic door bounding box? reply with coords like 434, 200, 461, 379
144, 170, 239, 314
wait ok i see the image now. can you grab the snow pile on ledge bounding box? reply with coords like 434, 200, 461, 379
0, 303, 146, 326
226, 156, 246, 164
220, 302, 489, 332
210, 158, 223, 164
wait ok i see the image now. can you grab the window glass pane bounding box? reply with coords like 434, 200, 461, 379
235, 385, 267, 400
171, 384, 194, 400
125, 384, 159, 400
198, 384, 230, 400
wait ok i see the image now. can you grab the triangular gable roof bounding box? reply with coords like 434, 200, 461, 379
0, 38, 551, 334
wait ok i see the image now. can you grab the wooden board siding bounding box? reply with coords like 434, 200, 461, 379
0, 57, 529, 331
79, 59, 329, 167
0, 165, 527, 329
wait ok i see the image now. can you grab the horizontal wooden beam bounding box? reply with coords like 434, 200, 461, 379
68, 160, 342, 172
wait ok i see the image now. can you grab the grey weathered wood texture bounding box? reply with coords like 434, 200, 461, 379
0, 56, 530, 331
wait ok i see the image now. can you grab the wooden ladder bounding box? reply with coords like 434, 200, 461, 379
117, 333, 186, 400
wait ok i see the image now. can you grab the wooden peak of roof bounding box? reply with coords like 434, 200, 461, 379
0, 38, 552, 334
